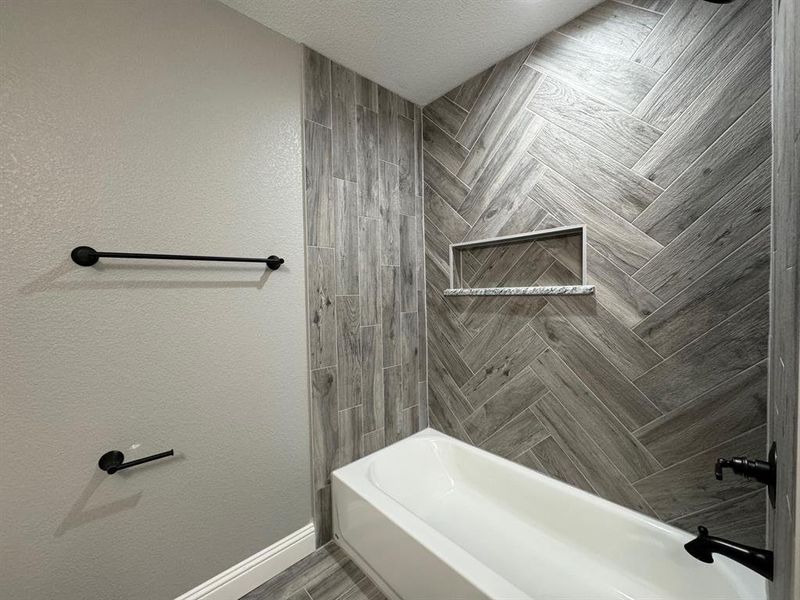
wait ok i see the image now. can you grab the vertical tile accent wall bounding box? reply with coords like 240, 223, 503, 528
422, 0, 771, 543
302, 48, 427, 545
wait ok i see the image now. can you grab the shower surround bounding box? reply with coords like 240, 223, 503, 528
422, 0, 771, 543
302, 48, 427, 544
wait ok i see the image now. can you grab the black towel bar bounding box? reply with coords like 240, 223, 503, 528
71, 246, 284, 270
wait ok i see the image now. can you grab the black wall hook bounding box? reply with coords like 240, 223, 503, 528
71, 246, 284, 270
98, 449, 174, 474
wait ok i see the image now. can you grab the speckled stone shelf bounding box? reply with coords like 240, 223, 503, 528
444, 285, 595, 296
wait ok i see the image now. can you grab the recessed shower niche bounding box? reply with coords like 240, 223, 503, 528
444, 224, 595, 296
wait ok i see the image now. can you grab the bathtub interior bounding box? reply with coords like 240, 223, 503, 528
361, 430, 764, 600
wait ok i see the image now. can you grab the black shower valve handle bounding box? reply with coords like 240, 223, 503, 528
715, 456, 774, 485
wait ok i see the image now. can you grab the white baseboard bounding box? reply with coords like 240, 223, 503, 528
175, 522, 316, 600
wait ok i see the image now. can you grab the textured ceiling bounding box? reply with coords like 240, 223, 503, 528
219, 0, 602, 105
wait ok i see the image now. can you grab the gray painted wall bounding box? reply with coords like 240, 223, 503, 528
301, 48, 428, 544
422, 0, 771, 543
0, 2, 310, 599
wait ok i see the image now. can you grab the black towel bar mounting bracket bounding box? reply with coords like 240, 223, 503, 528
71, 246, 284, 270
98, 449, 174, 474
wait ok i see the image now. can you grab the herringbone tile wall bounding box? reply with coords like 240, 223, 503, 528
302, 48, 427, 545
422, 0, 772, 544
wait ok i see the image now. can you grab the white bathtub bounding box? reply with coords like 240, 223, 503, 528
332, 428, 766, 600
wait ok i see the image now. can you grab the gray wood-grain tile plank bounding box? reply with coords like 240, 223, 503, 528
331, 62, 357, 182
423, 184, 470, 243
557, 0, 661, 58
334, 178, 359, 296
623, 0, 673, 13
526, 32, 660, 112
634, 23, 770, 187
425, 283, 472, 351
381, 266, 400, 367
633, 92, 771, 245
634, 228, 770, 356
305, 121, 334, 247
633, 0, 771, 129
399, 214, 417, 312
336, 405, 363, 468
311, 367, 338, 490
634, 294, 770, 411
417, 289, 427, 381
306, 550, 365, 600
633, 425, 766, 520
358, 218, 380, 325
428, 347, 475, 419
464, 367, 548, 444
530, 167, 663, 275
528, 122, 662, 222
423, 151, 470, 211
361, 325, 384, 433
363, 427, 385, 456
357, 106, 380, 218
422, 116, 468, 178
427, 320, 474, 389
304, 47, 331, 127
479, 405, 549, 460
633, 158, 771, 301
452, 66, 494, 112
531, 436, 596, 494
631, 0, 718, 73
383, 365, 403, 444
308, 247, 337, 369
379, 161, 399, 266
337, 295, 362, 409
400, 311, 419, 409
457, 44, 532, 149
669, 489, 765, 548
356, 74, 378, 111
378, 86, 397, 165
636, 361, 767, 467
531, 304, 662, 430
423, 95, 467, 138
398, 115, 416, 215
527, 76, 662, 168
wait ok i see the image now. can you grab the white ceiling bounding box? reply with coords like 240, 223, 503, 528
220, 0, 602, 105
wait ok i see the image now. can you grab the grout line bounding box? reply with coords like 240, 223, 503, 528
613, 0, 668, 16
666, 488, 766, 526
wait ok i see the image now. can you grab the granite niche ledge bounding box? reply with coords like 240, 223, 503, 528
443, 285, 595, 296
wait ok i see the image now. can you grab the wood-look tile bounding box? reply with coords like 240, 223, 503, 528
460, 324, 547, 407
356, 106, 380, 218
414, 106, 424, 197
464, 156, 547, 242
457, 44, 533, 148
363, 427, 385, 456
417, 289, 427, 381
633, 159, 770, 301
586, 245, 663, 329
515, 449, 546, 473
423, 116, 468, 174
623, 0, 673, 13
356, 74, 378, 111
427, 320, 474, 389
496, 240, 556, 289
378, 86, 397, 165
337, 295, 362, 409
306, 553, 365, 600
529, 167, 663, 275
634, 294, 769, 411
423, 184, 470, 243
334, 178, 359, 295
423, 95, 467, 138
331, 62, 357, 182
633, 425, 766, 520
311, 367, 338, 490
479, 406, 549, 460
398, 115, 416, 215
533, 393, 656, 515
304, 47, 331, 127
634, 228, 770, 356
669, 489, 766, 548
423, 151, 470, 212
636, 361, 767, 466
525, 32, 660, 112
336, 405, 363, 468
632, 0, 718, 73
458, 112, 546, 225
495, 200, 549, 238
547, 292, 662, 380
379, 161, 399, 266
415, 194, 425, 289
401, 405, 420, 437
458, 66, 544, 186
428, 348, 474, 419
528, 122, 661, 222
428, 383, 473, 444
527, 76, 662, 168
452, 66, 494, 112
337, 573, 388, 600
557, 1, 661, 58
400, 312, 419, 409
358, 218, 380, 326
634, 23, 770, 188
465, 367, 548, 444
308, 247, 337, 369
531, 234, 583, 278
305, 121, 334, 247
531, 305, 661, 430
461, 296, 547, 372
399, 215, 417, 312
531, 347, 661, 481
425, 283, 472, 351
383, 365, 403, 444
633, 0, 771, 129
241, 542, 348, 600
398, 97, 414, 120
468, 242, 532, 290
531, 436, 596, 494
418, 381, 428, 430
361, 325, 384, 433
381, 267, 399, 366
